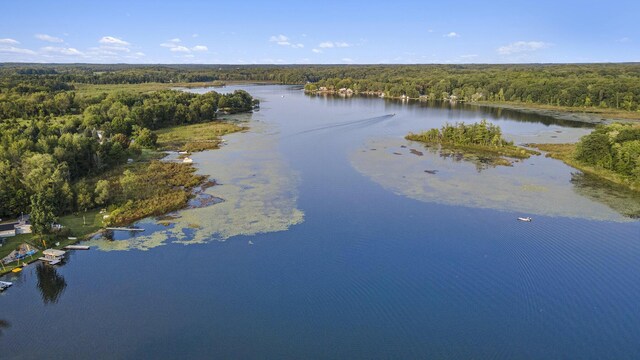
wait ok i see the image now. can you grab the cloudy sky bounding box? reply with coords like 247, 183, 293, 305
0, 0, 638, 64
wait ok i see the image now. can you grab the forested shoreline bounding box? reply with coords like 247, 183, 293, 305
3, 63, 639, 114
0, 67, 257, 247
535, 123, 640, 192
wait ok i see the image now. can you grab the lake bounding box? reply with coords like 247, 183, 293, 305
1, 85, 639, 359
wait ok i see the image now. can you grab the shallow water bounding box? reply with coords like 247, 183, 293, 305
2, 85, 640, 359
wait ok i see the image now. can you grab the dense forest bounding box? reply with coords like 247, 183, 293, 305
574, 123, 640, 180
0, 70, 257, 232
2, 63, 640, 111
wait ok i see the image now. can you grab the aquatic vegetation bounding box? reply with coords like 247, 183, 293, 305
89, 122, 304, 251
351, 137, 637, 221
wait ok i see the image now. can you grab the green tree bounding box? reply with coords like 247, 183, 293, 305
94, 180, 110, 206
75, 180, 93, 212
133, 127, 157, 148
30, 189, 57, 239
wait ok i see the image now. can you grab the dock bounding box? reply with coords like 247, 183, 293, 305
64, 245, 90, 250
105, 227, 145, 232
39, 248, 66, 265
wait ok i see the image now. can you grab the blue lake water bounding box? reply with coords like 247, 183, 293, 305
1, 85, 640, 359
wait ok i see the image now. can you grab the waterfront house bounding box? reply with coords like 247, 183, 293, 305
0, 222, 17, 238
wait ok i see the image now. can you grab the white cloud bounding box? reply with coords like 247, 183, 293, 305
498, 41, 550, 55
312, 48, 322, 53
99, 36, 130, 46
269, 34, 291, 46
170, 45, 190, 52
35, 34, 64, 43
0, 38, 19, 44
134, 52, 145, 57
161, 39, 208, 53
319, 41, 351, 48
192, 33, 199, 38
41, 46, 83, 55
269, 34, 304, 48
444, 32, 460, 38
460, 54, 478, 58
616, 37, 631, 43
0, 46, 36, 55
342, 57, 354, 63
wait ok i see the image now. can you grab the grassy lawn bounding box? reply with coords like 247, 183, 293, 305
58, 209, 104, 237
73, 82, 175, 96
156, 121, 246, 152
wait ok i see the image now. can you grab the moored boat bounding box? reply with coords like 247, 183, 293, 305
0, 281, 13, 291
517, 217, 532, 222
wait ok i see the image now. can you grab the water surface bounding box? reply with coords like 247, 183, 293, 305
2, 85, 639, 359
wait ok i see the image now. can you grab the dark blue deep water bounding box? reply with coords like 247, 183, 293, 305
1, 85, 639, 359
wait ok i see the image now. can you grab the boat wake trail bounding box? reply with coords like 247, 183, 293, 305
294, 114, 395, 136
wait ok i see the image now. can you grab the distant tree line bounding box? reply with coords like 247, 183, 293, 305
2, 63, 639, 111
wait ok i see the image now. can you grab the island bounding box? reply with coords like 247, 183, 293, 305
405, 120, 538, 167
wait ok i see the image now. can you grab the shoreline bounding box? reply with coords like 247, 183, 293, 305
1, 117, 250, 277
472, 102, 640, 125
304, 90, 640, 125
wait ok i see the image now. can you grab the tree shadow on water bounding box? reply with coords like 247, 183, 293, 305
36, 263, 67, 305
0, 319, 10, 336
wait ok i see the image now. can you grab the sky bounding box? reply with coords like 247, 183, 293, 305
1, 0, 638, 64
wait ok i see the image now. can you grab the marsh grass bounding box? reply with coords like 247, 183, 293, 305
156, 121, 246, 151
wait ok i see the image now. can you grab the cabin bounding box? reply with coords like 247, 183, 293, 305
0, 215, 32, 239
40, 249, 66, 265
0, 222, 17, 238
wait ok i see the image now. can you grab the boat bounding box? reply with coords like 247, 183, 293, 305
0, 281, 13, 291
182, 157, 193, 164
517, 217, 532, 222
248, 240, 254, 245
11, 267, 22, 273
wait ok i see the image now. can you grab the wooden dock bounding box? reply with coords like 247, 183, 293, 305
39, 257, 61, 265
105, 227, 145, 232
64, 245, 90, 250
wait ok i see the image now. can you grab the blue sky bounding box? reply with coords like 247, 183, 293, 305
1, 0, 638, 64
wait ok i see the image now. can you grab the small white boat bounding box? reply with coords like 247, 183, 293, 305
517, 217, 532, 222
0, 281, 13, 291
182, 157, 193, 164
248, 241, 254, 245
